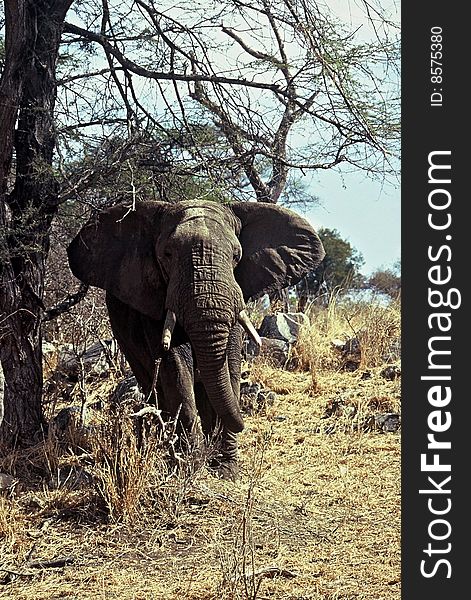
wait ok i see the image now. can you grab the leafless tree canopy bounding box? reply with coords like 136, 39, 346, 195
57, 0, 400, 205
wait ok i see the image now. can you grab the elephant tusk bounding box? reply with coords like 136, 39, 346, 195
238, 310, 262, 348
162, 310, 176, 351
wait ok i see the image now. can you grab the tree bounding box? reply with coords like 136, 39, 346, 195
0, 0, 399, 447
296, 227, 365, 308
367, 260, 401, 298
0, 0, 74, 447
318, 227, 365, 290
57, 0, 400, 206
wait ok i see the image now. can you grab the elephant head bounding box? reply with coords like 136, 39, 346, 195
67, 200, 325, 434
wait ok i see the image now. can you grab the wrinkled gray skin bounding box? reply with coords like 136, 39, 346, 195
67, 200, 325, 479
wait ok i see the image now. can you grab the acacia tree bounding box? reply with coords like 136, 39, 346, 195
295, 227, 365, 309
316, 227, 365, 290
367, 260, 401, 298
0, 0, 399, 447
53, 0, 400, 208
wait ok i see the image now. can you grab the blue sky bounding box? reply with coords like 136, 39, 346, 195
303, 168, 400, 277
302, 0, 400, 277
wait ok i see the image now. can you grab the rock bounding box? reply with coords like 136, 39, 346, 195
258, 313, 309, 344
50, 405, 96, 439
331, 339, 345, 350
50, 401, 106, 440
342, 337, 361, 357
58, 339, 120, 380
343, 360, 359, 372
381, 365, 401, 380
246, 337, 290, 368
375, 412, 401, 432
331, 337, 360, 354
343, 405, 357, 418
382, 339, 401, 363
322, 398, 344, 418
109, 374, 145, 406
240, 381, 262, 396
240, 380, 276, 415
331, 336, 361, 371
51, 343, 75, 378
258, 391, 276, 405
244, 312, 308, 369
50, 406, 89, 436
42, 341, 59, 380
322, 398, 356, 419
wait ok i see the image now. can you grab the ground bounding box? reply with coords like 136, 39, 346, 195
0, 364, 400, 600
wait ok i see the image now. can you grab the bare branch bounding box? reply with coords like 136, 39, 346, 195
221, 26, 283, 68
62, 22, 287, 96
57, 67, 124, 86
43, 283, 89, 322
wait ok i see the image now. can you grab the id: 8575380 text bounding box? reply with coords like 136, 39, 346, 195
430, 26, 443, 107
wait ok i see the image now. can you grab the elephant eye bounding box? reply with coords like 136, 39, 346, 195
164, 250, 172, 259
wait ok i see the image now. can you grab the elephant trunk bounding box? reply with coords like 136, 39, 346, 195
187, 323, 244, 434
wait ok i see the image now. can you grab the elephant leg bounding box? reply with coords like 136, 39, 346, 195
158, 344, 202, 449
194, 381, 217, 438
195, 383, 238, 479
212, 428, 239, 480
106, 292, 159, 394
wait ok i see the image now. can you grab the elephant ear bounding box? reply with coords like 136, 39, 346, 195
67, 201, 167, 321
232, 202, 325, 301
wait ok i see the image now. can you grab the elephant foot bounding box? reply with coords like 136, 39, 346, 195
208, 456, 239, 481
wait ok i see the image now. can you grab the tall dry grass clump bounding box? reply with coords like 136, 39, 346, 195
0, 404, 208, 535
294, 289, 349, 375
294, 292, 401, 375
92, 408, 165, 523
92, 405, 207, 524
354, 296, 401, 368
0, 496, 24, 549
328, 294, 401, 369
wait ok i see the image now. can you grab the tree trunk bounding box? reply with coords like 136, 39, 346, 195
0, 0, 73, 448
0, 361, 5, 428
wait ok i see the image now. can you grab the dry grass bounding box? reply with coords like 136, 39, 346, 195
0, 298, 400, 599
294, 294, 401, 377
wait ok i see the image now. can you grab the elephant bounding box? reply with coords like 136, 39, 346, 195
67, 199, 325, 478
